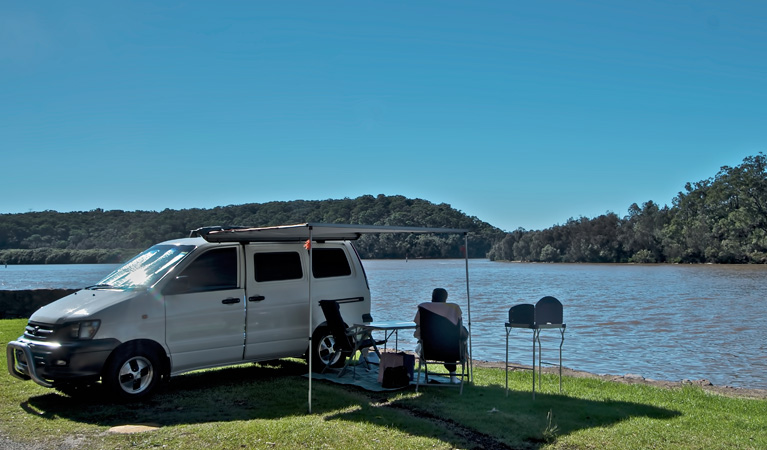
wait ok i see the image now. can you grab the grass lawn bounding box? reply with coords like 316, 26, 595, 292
2, 318, 766, 449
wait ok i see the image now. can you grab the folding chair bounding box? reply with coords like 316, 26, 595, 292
318, 300, 384, 379
415, 305, 467, 394
505, 303, 535, 396
534, 296, 566, 393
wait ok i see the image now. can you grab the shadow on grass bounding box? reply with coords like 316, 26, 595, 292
21, 362, 681, 449
23, 360, 345, 421
326, 378, 682, 449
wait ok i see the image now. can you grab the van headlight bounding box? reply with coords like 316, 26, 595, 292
67, 320, 101, 340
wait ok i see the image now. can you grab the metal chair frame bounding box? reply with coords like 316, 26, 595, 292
415, 306, 467, 394
318, 300, 384, 379
505, 297, 566, 399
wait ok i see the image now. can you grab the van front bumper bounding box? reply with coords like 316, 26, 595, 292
7, 337, 120, 388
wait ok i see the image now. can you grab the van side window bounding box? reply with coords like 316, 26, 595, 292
312, 248, 352, 278
254, 252, 303, 282
173, 247, 238, 293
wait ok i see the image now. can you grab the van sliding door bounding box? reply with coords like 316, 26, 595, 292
163, 246, 245, 372
243, 245, 309, 360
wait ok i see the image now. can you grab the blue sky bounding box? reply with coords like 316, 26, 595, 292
2, 1, 765, 231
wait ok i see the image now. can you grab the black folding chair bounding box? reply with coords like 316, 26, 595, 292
318, 300, 384, 379
505, 303, 535, 395
415, 305, 467, 394
535, 296, 563, 325
534, 296, 566, 393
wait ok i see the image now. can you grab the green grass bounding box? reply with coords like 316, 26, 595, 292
3, 318, 767, 449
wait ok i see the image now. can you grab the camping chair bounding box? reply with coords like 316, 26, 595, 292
318, 300, 384, 379
535, 296, 563, 325
505, 303, 535, 396
533, 296, 566, 394
415, 305, 467, 394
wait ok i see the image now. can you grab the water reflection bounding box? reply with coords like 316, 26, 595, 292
365, 259, 767, 390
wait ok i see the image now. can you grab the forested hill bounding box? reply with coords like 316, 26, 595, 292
488, 153, 767, 264
0, 195, 505, 264
2, 153, 766, 265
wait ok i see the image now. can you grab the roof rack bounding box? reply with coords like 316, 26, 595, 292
188, 226, 248, 238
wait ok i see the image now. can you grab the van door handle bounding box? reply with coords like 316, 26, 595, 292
248, 295, 266, 302
221, 298, 241, 305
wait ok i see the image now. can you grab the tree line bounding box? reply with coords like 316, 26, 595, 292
488, 153, 767, 264
2, 153, 765, 264
0, 195, 504, 264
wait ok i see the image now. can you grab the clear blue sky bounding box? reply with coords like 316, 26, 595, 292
2, 1, 765, 231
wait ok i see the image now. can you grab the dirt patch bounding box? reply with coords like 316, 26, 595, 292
108, 424, 160, 434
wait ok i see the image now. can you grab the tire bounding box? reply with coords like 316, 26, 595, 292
310, 326, 345, 372
103, 344, 162, 401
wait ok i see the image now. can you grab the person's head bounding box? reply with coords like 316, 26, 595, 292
431, 288, 448, 303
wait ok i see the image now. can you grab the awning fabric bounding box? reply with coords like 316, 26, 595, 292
202, 222, 468, 242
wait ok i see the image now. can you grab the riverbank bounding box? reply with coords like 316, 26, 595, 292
4, 261, 767, 390
475, 359, 767, 400
3, 288, 767, 399
2, 341, 766, 450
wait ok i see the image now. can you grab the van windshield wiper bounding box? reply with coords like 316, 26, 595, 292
84, 284, 117, 290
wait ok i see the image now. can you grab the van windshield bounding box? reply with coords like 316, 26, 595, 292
96, 244, 196, 289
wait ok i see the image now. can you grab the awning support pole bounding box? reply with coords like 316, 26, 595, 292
464, 232, 473, 383
307, 226, 313, 414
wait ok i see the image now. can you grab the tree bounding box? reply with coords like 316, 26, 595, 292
664, 153, 767, 263
540, 244, 560, 262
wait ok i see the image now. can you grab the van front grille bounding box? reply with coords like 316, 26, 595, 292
24, 322, 55, 340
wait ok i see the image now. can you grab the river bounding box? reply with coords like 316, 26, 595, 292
2, 260, 766, 389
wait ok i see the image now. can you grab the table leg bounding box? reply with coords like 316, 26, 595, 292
532, 328, 537, 400
505, 327, 510, 396
383, 330, 389, 353
559, 327, 565, 393
538, 329, 543, 388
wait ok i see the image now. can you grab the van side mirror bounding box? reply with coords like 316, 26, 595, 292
164, 275, 191, 295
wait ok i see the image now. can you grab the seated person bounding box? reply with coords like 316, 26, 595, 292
413, 288, 469, 383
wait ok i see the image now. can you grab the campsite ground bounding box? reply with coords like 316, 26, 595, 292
4, 314, 767, 450
475, 359, 767, 400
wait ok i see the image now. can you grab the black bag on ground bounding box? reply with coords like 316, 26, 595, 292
378, 352, 415, 383
382, 365, 411, 388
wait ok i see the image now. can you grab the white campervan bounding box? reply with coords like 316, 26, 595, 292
7, 226, 372, 400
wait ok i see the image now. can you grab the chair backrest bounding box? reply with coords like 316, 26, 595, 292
509, 303, 535, 326
418, 305, 463, 362
535, 296, 563, 325
319, 300, 354, 352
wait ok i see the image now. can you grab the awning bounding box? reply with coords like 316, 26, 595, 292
203, 222, 472, 413
201, 222, 469, 242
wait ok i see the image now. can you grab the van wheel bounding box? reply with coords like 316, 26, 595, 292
310, 326, 345, 372
103, 345, 161, 401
